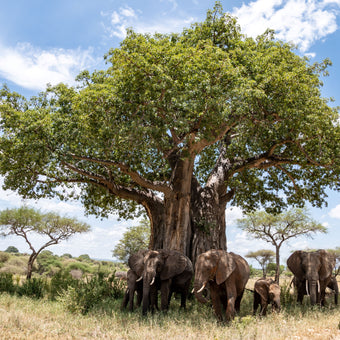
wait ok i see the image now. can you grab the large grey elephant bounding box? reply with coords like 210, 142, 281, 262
128, 249, 193, 315
193, 249, 250, 322
253, 278, 281, 316
287, 249, 335, 306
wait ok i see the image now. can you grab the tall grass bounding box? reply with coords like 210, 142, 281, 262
0, 290, 338, 339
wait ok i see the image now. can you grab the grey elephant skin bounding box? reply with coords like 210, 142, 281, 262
121, 269, 143, 311
193, 249, 250, 322
129, 249, 193, 315
327, 276, 338, 305
253, 278, 280, 316
287, 249, 335, 306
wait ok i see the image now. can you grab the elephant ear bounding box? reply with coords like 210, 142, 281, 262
287, 251, 304, 278
216, 251, 235, 285
254, 279, 269, 302
128, 249, 148, 277
318, 250, 335, 281
160, 250, 187, 280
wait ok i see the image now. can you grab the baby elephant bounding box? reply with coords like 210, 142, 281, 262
253, 278, 281, 316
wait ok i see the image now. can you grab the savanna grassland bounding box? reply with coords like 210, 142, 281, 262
0, 288, 339, 340
0, 251, 339, 339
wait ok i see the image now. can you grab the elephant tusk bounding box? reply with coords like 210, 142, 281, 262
317, 280, 320, 293
306, 280, 310, 296
136, 276, 143, 282
196, 282, 207, 294
150, 277, 155, 286
191, 287, 195, 294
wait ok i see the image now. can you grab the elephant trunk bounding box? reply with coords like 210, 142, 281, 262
142, 272, 156, 315
306, 279, 319, 305
193, 280, 209, 304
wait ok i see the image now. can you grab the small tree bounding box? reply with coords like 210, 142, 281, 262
246, 249, 275, 278
0, 206, 91, 279
112, 218, 150, 264
237, 208, 327, 283
5, 246, 19, 253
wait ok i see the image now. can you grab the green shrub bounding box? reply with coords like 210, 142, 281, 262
66, 261, 93, 274
59, 272, 125, 314
17, 278, 45, 299
0, 251, 10, 264
48, 269, 79, 300
0, 272, 16, 294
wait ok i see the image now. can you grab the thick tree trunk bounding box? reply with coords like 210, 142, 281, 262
146, 150, 232, 264
190, 188, 227, 263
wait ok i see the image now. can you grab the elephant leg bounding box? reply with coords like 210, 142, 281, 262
260, 299, 268, 316
160, 280, 170, 311
121, 288, 129, 310
235, 291, 244, 314
210, 285, 223, 321
180, 291, 187, 309
225, 286, 237, 321
253, 292, 260, 315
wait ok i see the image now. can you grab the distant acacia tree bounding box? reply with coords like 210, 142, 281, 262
237, 208, 327, 283
5, 246, 19, 253
0, 206, 91, 279
112, 218, 150, 264
246, 249, 275, 278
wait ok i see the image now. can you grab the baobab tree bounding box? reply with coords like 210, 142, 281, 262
0, 3, 339, 261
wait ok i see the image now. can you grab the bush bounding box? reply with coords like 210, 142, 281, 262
48, 269, 79, 300
59, 272, 125, 314
0, 251, 10, 264
0, 272, 16, 294
17, 278, 45, 299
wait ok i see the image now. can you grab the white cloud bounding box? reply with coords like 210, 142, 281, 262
329, 204, 340, 219
102, 6, 196, 39
232, 0, 340, 52
0, 42, 97, 91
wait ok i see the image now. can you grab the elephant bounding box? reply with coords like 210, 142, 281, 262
327, 276, 338, 305
287, 249, 335, 306
128, 249, 193, 315
253, 278, 281, 316
121, 269, 143, 311
193, 249, 250, 322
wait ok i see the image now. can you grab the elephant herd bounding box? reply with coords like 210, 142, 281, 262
120, 248, 338, 321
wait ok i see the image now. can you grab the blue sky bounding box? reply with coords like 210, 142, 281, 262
0, 0, 339, 265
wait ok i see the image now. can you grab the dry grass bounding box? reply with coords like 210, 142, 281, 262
0, 293, 339, 340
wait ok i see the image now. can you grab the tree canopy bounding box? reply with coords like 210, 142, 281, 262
112, 218, 150, 264
0, 3, 339, 259
0, 206, 90, 278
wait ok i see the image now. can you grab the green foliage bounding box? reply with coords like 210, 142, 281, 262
0, 2, 338, 227
59, 272, 125, 315
36, 250, 62, 276
0, 251, 10, 264
17, 277, 46, 299
112, 218, 150, 264
5, 246, 19, 253
77, 254, 91, 262
0, 272, 16, 294
48, 269, 79, 300
248, 265, 262, 277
